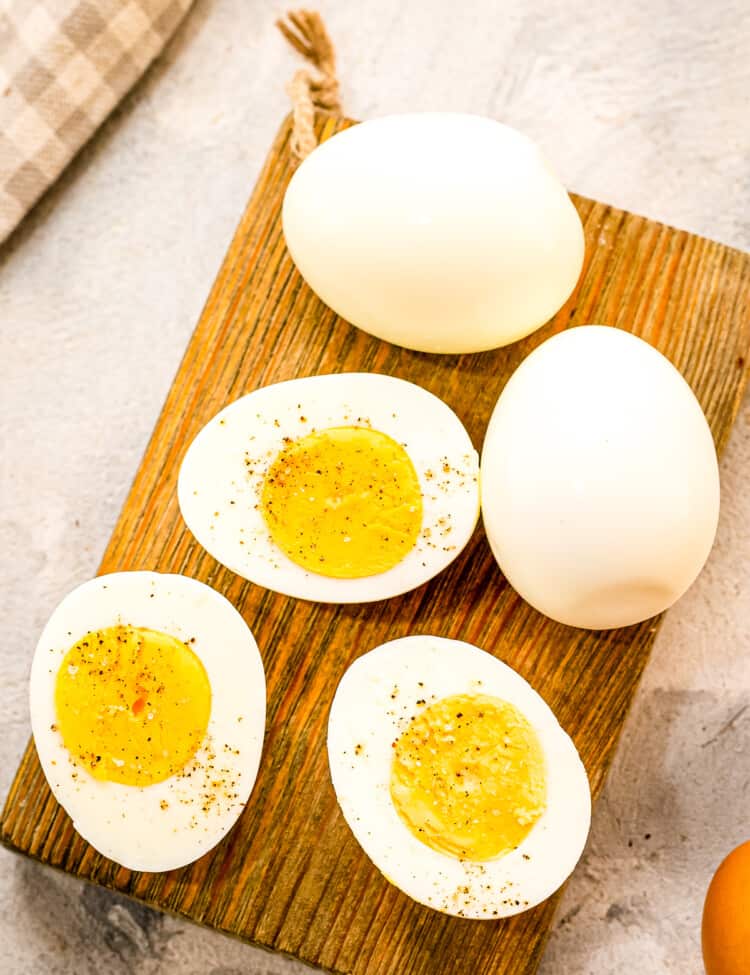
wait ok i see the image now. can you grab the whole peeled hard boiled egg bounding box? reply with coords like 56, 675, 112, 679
282, 114, 584, 354
30, 571, 266, 872
178, 372, 479, 603
327, 635, 591, 918
481, 325, 720, 629
702, 839, 750, 975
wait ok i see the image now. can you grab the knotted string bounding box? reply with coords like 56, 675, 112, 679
277, 10, 342, 159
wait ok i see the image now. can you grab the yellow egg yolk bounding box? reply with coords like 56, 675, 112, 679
54, 624, 211, 787
390, 693, 547, 861
260, 426, 423, 578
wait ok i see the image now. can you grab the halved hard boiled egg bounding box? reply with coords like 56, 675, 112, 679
30, 571, 266, 872
178, 373, 479, 603
327, 636, 591, 918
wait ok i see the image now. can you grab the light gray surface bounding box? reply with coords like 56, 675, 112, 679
2, 0, 749, 972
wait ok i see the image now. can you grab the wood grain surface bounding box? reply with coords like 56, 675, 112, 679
3, 114, 750, 975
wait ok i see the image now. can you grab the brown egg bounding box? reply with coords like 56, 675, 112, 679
702, 839, 750, 975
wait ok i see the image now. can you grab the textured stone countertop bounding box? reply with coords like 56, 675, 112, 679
2, 1, 749, 973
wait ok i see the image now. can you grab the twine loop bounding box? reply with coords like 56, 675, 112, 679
277, 10, 341, 159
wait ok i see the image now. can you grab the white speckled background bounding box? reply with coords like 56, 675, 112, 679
1, 1, 748, 972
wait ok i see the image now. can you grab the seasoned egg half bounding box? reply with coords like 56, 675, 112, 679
327, 636, 591, 918
178, 373, 479, 603
30, 571, 266, 872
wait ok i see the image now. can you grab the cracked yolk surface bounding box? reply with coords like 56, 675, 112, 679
390, 693, 547, 861
54, 624, 211, 787
260, 426, 423, 578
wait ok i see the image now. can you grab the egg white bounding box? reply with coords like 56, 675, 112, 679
177, 373, 479, 603
327, 636, 591, 919
30, 571, 266, 872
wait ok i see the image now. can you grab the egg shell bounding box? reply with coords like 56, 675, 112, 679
702, 839, 750, 975
30, 571, 266, 872
327, 635, 591, 919
282, 113, 584, 354
177, 372, 480, 603
480, 325, 720, 629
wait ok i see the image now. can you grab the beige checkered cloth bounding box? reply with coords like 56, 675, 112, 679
0, 0, 192, 244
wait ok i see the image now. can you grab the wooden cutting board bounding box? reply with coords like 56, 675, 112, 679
3, 115, 750, 975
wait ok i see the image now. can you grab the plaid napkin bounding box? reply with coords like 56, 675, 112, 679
0, 0, 192, 245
